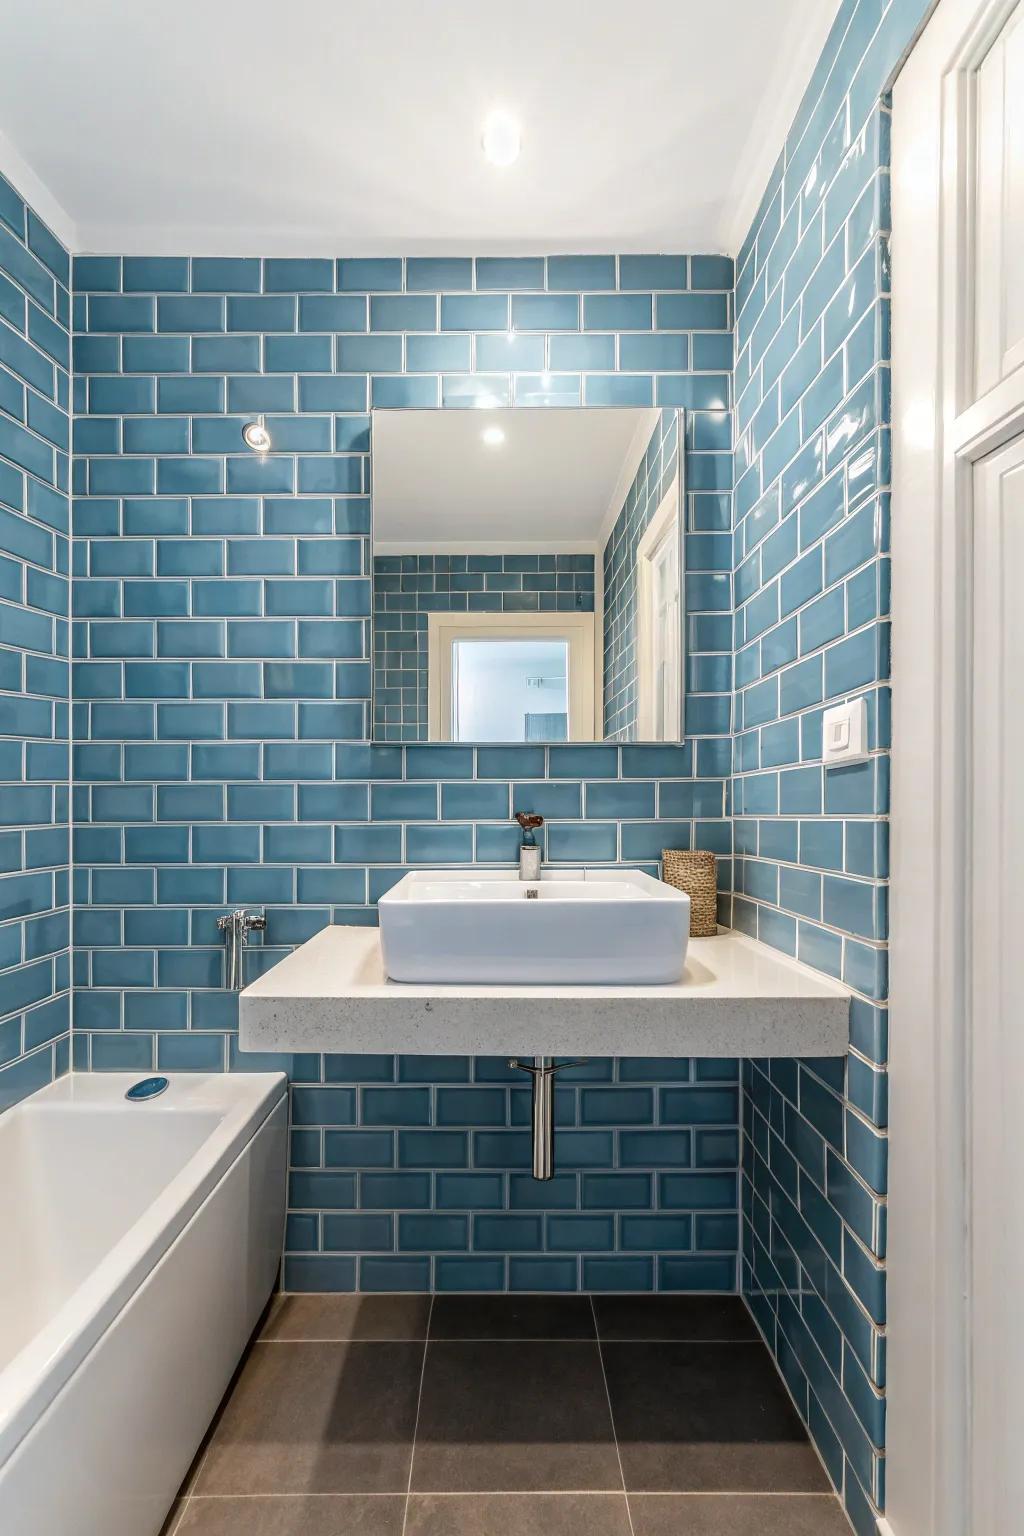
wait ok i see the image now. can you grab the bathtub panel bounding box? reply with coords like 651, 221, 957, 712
0, 1096, 286, 1536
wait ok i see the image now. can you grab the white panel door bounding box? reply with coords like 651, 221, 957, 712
969, 433, 1024, 1532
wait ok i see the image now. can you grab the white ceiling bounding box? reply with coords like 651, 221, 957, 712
0, 0, 839, 256
372, 407, 658, 549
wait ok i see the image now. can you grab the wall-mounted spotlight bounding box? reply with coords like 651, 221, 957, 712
242, 416, 271, 453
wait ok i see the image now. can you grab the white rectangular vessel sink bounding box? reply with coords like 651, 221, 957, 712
377, 869, 691, 985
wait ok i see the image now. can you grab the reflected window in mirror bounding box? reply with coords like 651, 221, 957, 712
456, 639, 568, 743
371, 407, 684, 744
426, 614, 596, 742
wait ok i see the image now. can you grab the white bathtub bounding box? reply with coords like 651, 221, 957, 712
0, 1071, 288, 1536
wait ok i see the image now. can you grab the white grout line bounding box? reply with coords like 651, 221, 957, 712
401, 1292, 434, 1536
621, 1490, 838, 1497
741, 1143, 884, 1353
166, 1298, 849, 1523
589, 1295, 637, 1536
257, 1335, 760, 1345
169, 1400, 220, 1535
737, 1276, 871, 1526
158, 1501, 185, 1535
182, 1488, 841, 1500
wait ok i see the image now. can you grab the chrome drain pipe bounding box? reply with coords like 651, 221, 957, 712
508, 1057, 587, 1180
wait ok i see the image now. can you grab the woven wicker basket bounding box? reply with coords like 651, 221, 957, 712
662, 849, 718, 936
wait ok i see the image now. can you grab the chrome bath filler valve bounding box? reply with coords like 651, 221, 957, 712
508, 1057, 588, 1179
217, 907, 267, 991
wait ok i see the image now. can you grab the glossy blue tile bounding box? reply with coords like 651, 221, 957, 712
583, 294, 652, 330
620, 1130, 691, 1167
547, 255, 616, 290
433, 1256, 504, 1291
264, 257, 334, 293
336, 258, 402, 292
157, 295, 224, 332
298, 375, 368, 412
191, 335, 259, 372
73, 254, 119, 290
511, 293, 580, 331
405, 257, 473, 291
545, 822, 617, 862
118, 256, 187, 292
189, 257, 261, 292
475, 257, 544, 290
370, 295, 437, 331
475, 331, 544, 371
88, 294, 154, 332
620, 333, 689, 371
157, 1034, 224, 1072
619, 255, 687, 289
225, 294, 293, 332
440, 293, 509, 331
583, 373, 654, 406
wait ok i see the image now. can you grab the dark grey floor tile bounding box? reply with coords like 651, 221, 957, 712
593, 1296, 757, 1342
406, 1493, 633, 1536
176, 1494, 405, 1535
602, 1342, 830, 1492
411, 1340, 621, 1492
261, 1292, 432, 1341
195, 1341, 424, 1495
430, 1294, 596, 1340
628, 1493, 850, 1535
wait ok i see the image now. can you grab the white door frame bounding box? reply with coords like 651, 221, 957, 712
635, 480, 681, 740
888, 1, 1024, 1532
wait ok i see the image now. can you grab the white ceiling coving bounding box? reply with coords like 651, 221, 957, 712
0, 0, 840, 255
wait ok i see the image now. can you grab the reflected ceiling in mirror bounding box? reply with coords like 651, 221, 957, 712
371, 406, 685, 745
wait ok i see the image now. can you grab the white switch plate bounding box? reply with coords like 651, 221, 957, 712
822, 697, 869, 766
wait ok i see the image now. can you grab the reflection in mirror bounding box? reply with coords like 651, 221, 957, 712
452, 639, 568, 742
371, 407, 684, 744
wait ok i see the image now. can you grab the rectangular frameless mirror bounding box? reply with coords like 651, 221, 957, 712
370, 406, 685, 744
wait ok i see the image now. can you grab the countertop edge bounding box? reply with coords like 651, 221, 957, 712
239, 994, 850, 1059
238, 924, 852, 1058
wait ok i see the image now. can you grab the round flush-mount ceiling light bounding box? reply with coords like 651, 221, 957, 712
481, 425, 506, 447
242, 416, 271, 453
481, 109, 521, 167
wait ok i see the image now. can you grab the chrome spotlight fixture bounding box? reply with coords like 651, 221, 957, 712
242, 415, 271, 452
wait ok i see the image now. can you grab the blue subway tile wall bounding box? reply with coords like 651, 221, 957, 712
601, 409, 731, 741
733, 2, 929, 1531
372, 551, 596, 741
285, 1056, 741, 1293
71, 251, 735, 1287
0, 173, 71, 1113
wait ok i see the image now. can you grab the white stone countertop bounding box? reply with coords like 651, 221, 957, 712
238, 925, 851, 1059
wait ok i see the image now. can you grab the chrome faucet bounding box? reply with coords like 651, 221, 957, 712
515, 811, 544, 882
217, 907, 267, 991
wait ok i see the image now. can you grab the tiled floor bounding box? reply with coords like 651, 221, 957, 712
163, 1294, 851, 1535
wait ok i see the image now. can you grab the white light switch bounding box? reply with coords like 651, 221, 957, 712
822, 697, 869, 766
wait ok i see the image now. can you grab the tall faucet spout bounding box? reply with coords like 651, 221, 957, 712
514, 811, 544, 882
